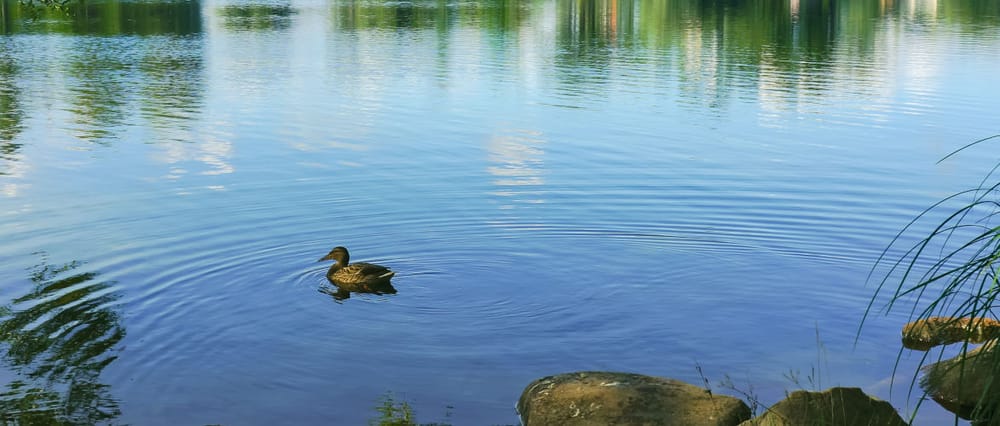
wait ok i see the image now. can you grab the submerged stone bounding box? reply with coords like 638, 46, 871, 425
517, 371, 751, 426
738, 387, 906, 426
921, 340, 1000, 423
898, 316, 1000, 422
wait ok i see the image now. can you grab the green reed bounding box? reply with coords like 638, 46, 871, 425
863, 135, 1000, 423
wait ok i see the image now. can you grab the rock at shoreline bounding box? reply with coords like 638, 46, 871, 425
902, 317, 1000, 351
921, 340, 999, 422
899, 316, 1000, 422
517, 371, 751, 426
738, 387, 906, 426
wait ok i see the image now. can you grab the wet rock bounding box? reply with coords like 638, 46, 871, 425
921, 340, 999, 422
738, 387, 906, 426
517, 371, 751, 426
899, 316, 1000, 422
902, 317, 1000, 351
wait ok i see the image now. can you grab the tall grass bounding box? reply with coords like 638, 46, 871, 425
862, 135, 1000, 423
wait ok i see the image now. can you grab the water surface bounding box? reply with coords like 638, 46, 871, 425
2, 0, 1000, 424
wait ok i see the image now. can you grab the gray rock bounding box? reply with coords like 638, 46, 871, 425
738, 387, 906, 426
517, 371, 751, 426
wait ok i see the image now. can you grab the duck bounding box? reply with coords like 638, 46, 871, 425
318, 246, 395, 289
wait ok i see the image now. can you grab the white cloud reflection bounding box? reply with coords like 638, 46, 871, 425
1, 155, 29, 198
153, 126, 234, 183
487, 128, 546, 208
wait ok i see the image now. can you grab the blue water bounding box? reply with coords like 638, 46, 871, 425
1, 0, 999, 423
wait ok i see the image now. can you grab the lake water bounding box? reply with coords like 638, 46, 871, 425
1, 0, 999, 424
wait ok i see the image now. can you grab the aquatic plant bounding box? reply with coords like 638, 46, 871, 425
369, 392, 458, 426
864, 135, 1000, 422
371, 392, 416, 426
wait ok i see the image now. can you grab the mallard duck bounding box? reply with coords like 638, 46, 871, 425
319, 246, 395, 288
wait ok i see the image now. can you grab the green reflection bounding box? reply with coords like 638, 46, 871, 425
332, 0, 441, 31
330, 0, 527, 33
0, 253, 124, 424
66, 40, 131, 144
486, 0, 526, 32
324, 0, 998, 81
138, 37, 205, 140
62, 34, 204, 145
3, 0, 997, 39
0, 50, 23, 170
0, 1, 16, 33
0, 0, 201, 35
218, 3, 295, 32
318, 0, 1000, 111
937, 0, 1000, 28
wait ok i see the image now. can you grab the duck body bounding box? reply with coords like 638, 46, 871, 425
319, 246, 395, 290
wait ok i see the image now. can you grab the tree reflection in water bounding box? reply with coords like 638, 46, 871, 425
0, 49, 23, 176
0, 253, 124, 424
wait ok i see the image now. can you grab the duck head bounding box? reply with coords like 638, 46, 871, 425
319, 246, 350, 264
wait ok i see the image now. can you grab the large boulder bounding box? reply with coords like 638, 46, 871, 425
516, 371, 751, 426
920, 340, 999, 422
738, 387, 906, 426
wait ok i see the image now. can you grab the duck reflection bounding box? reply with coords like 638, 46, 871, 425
318, 246, 397, 302
0, 252, 123, 424
318, 282, 397, 302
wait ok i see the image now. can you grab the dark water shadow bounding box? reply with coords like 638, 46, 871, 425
0, 252, 124, 424
319, 280, 397, 303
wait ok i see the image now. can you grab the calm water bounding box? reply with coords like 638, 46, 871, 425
2, 0, 999, 424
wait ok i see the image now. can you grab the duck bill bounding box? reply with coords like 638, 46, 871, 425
319, 254, 335, 262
